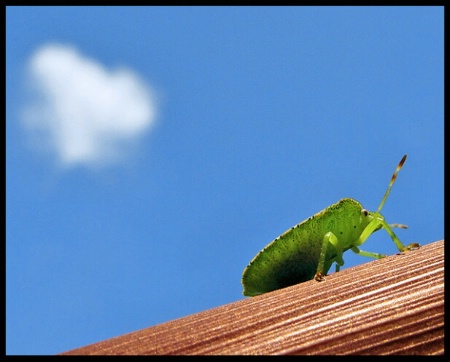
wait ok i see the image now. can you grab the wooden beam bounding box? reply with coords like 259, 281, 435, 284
61, 239, 444, 355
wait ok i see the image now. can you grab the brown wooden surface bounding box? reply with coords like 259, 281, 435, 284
61, 239, 444, 355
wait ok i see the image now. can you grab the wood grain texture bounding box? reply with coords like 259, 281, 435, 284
61, 239, 444, 355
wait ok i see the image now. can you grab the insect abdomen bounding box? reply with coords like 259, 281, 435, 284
242, 198, 363, 296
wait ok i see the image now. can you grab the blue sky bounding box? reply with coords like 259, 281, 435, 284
6, 6, 443, 355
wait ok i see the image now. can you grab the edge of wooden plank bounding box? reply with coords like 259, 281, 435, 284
61, 239, 444, 355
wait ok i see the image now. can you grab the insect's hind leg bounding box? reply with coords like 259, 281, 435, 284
314, 231, 344, 282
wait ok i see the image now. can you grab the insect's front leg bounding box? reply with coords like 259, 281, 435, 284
356, 217, 420, 253
314, 231, 344, 282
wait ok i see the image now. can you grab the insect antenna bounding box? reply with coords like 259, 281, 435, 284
376, 155, 407, 213
389, 223, 408, 229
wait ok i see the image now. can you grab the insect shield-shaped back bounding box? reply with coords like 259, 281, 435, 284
241, 199, 365, 296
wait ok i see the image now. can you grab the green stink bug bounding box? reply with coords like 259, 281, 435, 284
241, 155, 419, 297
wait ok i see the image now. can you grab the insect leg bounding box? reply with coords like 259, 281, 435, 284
314, 231, 344, 282
377, 219, 420, 251
351, 246, 386, 259
356, 218, 420, 252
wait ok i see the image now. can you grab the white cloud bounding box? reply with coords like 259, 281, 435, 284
22, 43, 157, 168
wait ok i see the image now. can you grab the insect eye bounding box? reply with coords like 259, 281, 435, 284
361, 209, 369, 217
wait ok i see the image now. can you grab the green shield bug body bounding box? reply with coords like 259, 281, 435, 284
241, 155, 419, 297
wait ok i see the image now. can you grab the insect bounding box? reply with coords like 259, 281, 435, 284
241, 155, 420, 297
